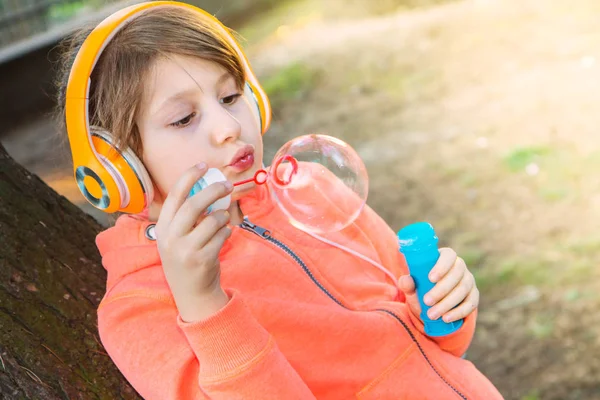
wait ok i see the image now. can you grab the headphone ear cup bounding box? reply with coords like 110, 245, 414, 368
74, 163, 115, 212
90, 127, 154, 214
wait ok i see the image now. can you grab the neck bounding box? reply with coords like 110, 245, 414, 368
228, 200, 244, 225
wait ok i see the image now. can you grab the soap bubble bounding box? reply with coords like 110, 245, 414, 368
268, 134, 369, 234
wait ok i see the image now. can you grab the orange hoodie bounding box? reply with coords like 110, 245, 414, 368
96, 167, 503, 400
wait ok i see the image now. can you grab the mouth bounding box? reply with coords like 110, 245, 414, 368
228, 145, 255, 171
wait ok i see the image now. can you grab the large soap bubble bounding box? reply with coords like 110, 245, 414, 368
267, 134, 369, 234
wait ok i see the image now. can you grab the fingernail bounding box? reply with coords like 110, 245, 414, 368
224, 181, 233, 190
196, 162, 207, 170
428, 310, 438, 320
429, 273, 437, 282
443, 315, 451, 322
424, 295, 432, 306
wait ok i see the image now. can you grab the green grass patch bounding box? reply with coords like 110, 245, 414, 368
461, 248, 486, 268
566, 236, 600, 255
527, 313, 554, 339
459, 172, 478, 188
472, 269, 496, 291
558, 260, 594, 286
472, 263, 515, 291
237, 0, 312, 44
473, 258, 552, 291
502, 144, 592, 205
502, 146, 554, 172
564, 289, 581, 302
48, 1, 88, 22
538, 186, 569, 202
521, 390, 540, 400
262, 62, 320, 107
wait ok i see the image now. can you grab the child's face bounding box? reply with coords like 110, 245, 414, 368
136, 55, 263, 205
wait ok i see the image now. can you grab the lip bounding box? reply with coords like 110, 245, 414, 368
228, 145, 255, 166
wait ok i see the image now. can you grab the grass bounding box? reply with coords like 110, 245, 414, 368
460, 248, 486, 268
501, 144, 596, 208
521, 390, 541, 400
563, 289, 581, 302
502, 146, 554, 172
472, 258, 552, 292
565, 236, 600, 255
237, 0, 320, 44
527, 313, 555, 339
48, 1, 88, 22
538, 186, 569, 202
262, 62, 320, 108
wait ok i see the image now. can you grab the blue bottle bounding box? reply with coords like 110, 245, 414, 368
397, 222, 463, 337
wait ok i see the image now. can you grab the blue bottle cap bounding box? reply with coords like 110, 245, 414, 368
397, 222, 438, 253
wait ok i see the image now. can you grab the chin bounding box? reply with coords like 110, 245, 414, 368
231, 182, 256, 201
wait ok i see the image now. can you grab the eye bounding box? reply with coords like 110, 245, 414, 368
220, 93, 242, 105
170, 112, 196, 128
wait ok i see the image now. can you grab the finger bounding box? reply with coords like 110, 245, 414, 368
157, 163, 208, 232
171, 181, 233, 237
427, 273, 474, 320
407, 293, 422, 317
442, 286, 479, 323
428, 248, 457, 283
424, 256, 466, 306
399, 275, 416, 295
187, 210, 231, 249
202, 224, 233, 259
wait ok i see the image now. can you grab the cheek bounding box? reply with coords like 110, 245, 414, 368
142, 145, 190, 199
240, 114, 263, 152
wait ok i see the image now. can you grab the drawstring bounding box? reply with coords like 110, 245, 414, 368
294, 226, 401, 300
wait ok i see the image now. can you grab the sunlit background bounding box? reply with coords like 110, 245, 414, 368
1, 1, 599, 399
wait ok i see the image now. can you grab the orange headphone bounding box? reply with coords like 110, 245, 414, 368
65, 1, 271, 214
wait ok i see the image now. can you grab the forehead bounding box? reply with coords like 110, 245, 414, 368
143, 55, 229, 105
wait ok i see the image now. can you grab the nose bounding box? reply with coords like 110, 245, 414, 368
207, 103, 241, 145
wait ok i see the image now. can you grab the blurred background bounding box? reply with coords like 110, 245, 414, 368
1, 0, 599, 398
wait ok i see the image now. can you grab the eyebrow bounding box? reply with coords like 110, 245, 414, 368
216, 72, 233, 86
152, 88, 197, 117
152, 72, 235, 117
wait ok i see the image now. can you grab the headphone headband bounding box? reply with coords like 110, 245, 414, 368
65, 1, 271, 214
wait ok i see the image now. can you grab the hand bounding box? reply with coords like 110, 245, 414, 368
399, 248, 479, 324
155, 163, 234, 322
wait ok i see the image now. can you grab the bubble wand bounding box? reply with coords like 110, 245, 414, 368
232, 155, 299, 187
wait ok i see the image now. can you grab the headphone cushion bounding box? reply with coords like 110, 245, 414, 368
90, 127, 154, 212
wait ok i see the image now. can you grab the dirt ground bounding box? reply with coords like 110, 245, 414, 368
2, 0, 600, 398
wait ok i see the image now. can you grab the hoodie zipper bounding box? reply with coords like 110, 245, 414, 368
240, 218, 467, 400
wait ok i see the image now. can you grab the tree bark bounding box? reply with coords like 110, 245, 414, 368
0, 142, 140, 399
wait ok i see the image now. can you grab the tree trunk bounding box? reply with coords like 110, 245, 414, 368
0, 142, 140, 399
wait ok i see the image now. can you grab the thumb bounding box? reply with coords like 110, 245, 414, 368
399, 275, 416, 295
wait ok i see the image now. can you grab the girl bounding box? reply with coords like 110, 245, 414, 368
57, 2, 503, 399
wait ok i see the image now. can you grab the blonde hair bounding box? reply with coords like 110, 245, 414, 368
55, 5, 245, 157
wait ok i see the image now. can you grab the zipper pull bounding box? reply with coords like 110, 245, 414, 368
241, 219, 271, 238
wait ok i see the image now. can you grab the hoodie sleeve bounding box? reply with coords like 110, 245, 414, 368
97, 289, 316, 400
406, 306, 477, 357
